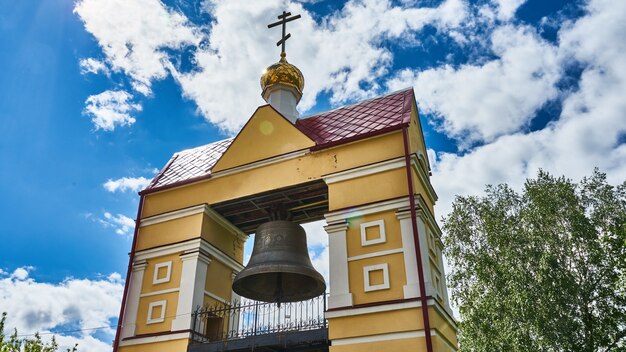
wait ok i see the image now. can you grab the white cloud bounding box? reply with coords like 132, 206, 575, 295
173, 0, 467, 132
74, 0, 199, 96
428, 0, 626, 217
79, 58, 109, 75
10, 267, 32, 281
0, 267, 123, 352
103, 212, 136, 236
76, 0, 467, 133
88, 212, 135, 236
492, 0, 526, 21
83, 90, 142, 131
388, 24, 560, 147
310, 245, 329, 286
103, 176, 151, 193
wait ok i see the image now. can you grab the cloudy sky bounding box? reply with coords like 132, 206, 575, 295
1, 0, 624, 350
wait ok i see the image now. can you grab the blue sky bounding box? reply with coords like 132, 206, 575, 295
1, 0, 624, 350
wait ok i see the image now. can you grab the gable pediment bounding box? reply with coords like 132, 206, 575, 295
212, 105, 315, 172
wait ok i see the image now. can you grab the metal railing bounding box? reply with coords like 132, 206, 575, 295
191, 293, 327, 343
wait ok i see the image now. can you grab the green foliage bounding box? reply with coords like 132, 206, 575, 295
0, 313, 78, 352
443, 170, 626, 352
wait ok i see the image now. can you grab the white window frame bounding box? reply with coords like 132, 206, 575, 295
363, 263, 390, 292
153, 261, 172, 285
146, 300, 167, 324
360, 220, 386, 246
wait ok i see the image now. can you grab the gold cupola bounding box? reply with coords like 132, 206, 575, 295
260, 52, 304, 123
261, 52, 305, 98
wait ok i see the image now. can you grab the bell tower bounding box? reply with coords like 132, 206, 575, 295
113, 10, 457, 352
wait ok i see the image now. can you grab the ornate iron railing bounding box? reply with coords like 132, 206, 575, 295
191, 293, 327, 343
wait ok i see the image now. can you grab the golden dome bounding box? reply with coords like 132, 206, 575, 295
260, 52, 305, 94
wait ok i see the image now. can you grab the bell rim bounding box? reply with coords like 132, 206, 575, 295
233, 266, 326, 302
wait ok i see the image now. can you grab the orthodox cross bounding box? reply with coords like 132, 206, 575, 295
268, 11, 301, 54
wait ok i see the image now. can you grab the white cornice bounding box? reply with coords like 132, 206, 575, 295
325, 300, 420, 319
204, 291, 229, 304
331, 330, 425, 346
139, 204, 247, 242
210, 149, 309, 179
325, 197, 411, 223
326, 297, 457, 331
347, 248, 404, 262
139, 288, 180, 298
118, 331, 190, 347
140, 204, 206, 227
322, 157, 406, 184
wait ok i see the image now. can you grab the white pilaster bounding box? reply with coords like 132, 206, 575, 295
397, 209, 422, 299
171, 249, 211, 331
325, 220, 353, 309
416, 216, 433, 297
121, 260, 147, 339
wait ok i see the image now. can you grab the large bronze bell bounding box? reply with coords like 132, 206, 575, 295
232, 220, 326, 303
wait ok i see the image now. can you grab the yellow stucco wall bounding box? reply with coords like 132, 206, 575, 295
204, 259, 234, 302
124, 105, 459, 350
328, 306, 457, 351
348, 253, 406, 305
431, 306, 459, 348
200, 214, 244, 263
346, 212, 403, 258
136, 213, 203, 251
330, 336, 427, 352
212, 105, 315, 172
141, 253, 182, 294
141, 131, 405, 218
328, 168, 409, 211
119, 338, 188, 352
328, 307, 423, 339
135, 291, 179, 335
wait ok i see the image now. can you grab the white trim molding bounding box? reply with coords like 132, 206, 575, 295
118, 331, 191, 347
204, 291, 229, 305
360, 219, 386, 246
347, 248, 403, 262
139, 204, 247, 242
146, 300, 167, 324
331, 330, 425, 346
325, 300, 421, 319
140, 288, 179, 298
152, 261, 172, 285
322, 157, 406, 185
325, 197, 410, 224
211, 149, 309, 179
363, 263, 390, 292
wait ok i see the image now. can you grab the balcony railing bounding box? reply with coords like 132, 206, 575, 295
191, 293, 327, 344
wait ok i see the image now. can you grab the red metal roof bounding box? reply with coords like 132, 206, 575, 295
296, 88, 414, 147
144, 88, 414, 192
